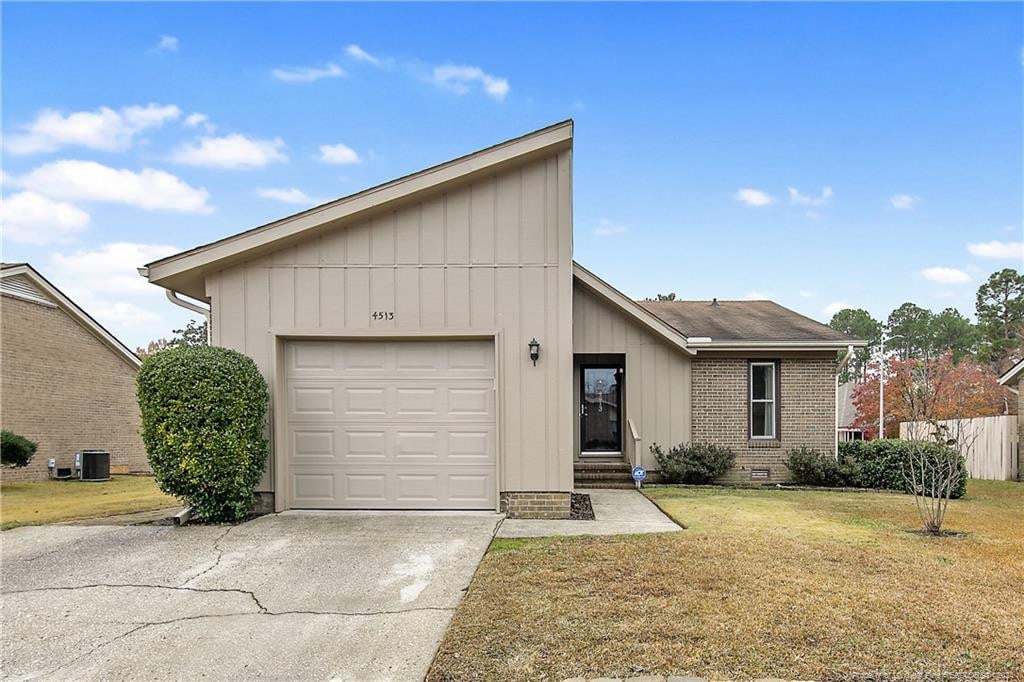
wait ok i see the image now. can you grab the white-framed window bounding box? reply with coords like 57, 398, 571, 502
749, 361, 777, 439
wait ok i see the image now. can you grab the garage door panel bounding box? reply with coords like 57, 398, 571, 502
285, 339, 496, 509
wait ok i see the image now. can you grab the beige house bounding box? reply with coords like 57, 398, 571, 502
143, 121, 863, 517
1, 263, 148, 481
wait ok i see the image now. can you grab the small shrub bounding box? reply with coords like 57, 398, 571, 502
785, 447, 859, 487
839, 439, 967, 499
1, 430, 38, 468
137, 345, 269, 522
650, 442, 735, 484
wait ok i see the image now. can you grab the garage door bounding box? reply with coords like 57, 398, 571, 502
284, 339, 496, 509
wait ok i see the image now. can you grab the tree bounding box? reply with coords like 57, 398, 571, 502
886, 302, 933, 360
136, 338, 171, 358
976, 268, 1024, 365
928, 307, 977, 362
851, 352, 1010, 439
828, 308, 882, 382
645, 292, 677, 301
172, 319, 209, 347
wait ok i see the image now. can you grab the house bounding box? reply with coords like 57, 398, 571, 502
836, 381, 864, 441
1, 263, 148, 480
997, 358, 1024, 481
142, 121, 863, 518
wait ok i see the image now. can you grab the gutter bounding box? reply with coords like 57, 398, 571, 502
835, 344, 855, 459
137, 266, 212, 345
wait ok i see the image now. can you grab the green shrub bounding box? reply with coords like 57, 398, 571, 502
137, 345, 269, 522
839, 439, 967, 499
650, 442, 736, 484
1, 430, 38, 468
784, 447, 860, 487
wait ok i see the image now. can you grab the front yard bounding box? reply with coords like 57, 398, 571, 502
1, 475, 178, 530
428, 480, 1024, 680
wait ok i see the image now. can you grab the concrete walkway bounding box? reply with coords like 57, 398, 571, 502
497, 488, 681, 538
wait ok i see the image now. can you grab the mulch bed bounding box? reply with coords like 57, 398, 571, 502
569, 493, 595, 520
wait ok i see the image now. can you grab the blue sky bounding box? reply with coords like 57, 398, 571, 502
2, 2, 1022, 350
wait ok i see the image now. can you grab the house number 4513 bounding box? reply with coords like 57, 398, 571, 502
372, 311, 395, 321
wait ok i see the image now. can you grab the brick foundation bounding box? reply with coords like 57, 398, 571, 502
691, 354, 837, 484
500, 491, 571, 519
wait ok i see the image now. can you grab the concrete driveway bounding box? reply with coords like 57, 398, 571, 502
1, 511, 501, 681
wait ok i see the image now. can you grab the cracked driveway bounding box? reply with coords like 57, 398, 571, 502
1, 511, 501, 681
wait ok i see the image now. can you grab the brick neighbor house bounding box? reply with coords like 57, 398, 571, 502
141, 121, 865, 517
1, 263, 148, 481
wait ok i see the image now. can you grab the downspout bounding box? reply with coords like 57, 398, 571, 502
835, 345, 855, 459
165, 290, 212, 344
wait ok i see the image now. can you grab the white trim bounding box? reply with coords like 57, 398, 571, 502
749, 361, 777, 439
146, 121, 574, 296
998, 358, 1024, 386
694, 341, 867, 351
572, 262, 695, 355
0, 264, 141, 368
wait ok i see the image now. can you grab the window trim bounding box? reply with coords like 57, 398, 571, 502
748, 360, 781, 440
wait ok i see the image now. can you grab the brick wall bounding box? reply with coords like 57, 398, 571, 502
1, 295, 148, 480
1019, 390, 1023, 481
691, 354, 836, 484
500, 491, 571, 519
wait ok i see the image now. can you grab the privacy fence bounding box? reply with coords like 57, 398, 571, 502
899, 415, 1019, 481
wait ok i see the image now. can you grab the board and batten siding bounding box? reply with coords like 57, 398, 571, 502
572, 281, 692, 470
206, 151, 574, 496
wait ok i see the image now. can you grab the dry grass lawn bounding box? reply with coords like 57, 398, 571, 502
1, 475, 178, 530
428, 480, 1024, 681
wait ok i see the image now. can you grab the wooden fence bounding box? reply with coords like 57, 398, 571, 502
899, 415, 1019, 481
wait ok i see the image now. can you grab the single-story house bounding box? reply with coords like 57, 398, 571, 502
998, 358, 1024, 481
1, 263, 148, 480
142, 121, 864, 518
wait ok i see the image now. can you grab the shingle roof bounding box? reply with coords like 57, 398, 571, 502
637, 299, 856, 343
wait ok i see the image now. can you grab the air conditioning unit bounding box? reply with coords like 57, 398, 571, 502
75, 450, 111, 482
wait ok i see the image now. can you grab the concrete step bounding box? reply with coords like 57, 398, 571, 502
573, 461, 631, 471
574, 481, 638, 490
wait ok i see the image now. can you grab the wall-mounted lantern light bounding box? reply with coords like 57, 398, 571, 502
528, 338, 540, 366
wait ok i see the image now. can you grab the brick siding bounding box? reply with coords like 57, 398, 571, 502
1, 294, 148, 480
1019, 390, 1023, 481
500, 491, 571, 519
691, 355, 836, 484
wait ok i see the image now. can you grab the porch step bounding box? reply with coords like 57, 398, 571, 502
574, 461, 631, 472
573, 461, 661, 489
574, 480, 638, 490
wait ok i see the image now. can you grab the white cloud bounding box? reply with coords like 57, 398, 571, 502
318, 143, 361, 165
154, 35, 178, 53
890, 194, 920, 209
431, 65, 510, 101
2, 191, 90, 245
799, 290, 815, 299
5, 103, 181, 155
824, 301, 852, 317
734, 188, 775, 207
48, 243, 193, 345
346, 44, 384, 66
966, 240, 1024, 260
593, 219, 627, 237
921, 266, 970, 284
14, 159, 212, 213
271, 62, 345, 83
257, 187, 316, 205
744, 290, 771, 300
171, 134, 287, 169
788, 186, 832, 206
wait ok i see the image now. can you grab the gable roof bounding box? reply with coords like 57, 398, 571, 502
144, 120, 574, 299
1, 263, 141, 368
998, 358, 1024, 387
638, 299, 865, 349
573, 263, 695, 355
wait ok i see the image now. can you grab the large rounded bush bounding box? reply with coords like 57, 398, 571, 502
839, 439, 967, 499
1, 430, 38, 468
137, 345, 269, 522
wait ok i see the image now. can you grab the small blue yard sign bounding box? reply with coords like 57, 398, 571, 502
631, 466, 647, 482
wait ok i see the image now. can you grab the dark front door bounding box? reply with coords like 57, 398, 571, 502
580, 364, 624, 456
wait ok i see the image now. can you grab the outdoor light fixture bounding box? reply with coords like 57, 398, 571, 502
528, 338, 540, 366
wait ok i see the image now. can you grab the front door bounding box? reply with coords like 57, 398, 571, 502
579, 364, 624, 456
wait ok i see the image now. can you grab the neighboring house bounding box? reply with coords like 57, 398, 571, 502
836, 381, 864, 441
998, 358, 1024, 481
1, 263, 148, 481
142, 121, 864, 517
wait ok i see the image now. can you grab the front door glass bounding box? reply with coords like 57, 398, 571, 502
580, 366, 622, 454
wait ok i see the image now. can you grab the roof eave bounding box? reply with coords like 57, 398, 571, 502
998, 359, 1024, 386
691, 340, 867, 352
145, 121, 574, 293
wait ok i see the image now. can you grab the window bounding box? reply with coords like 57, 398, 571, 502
750, 362, 777, 439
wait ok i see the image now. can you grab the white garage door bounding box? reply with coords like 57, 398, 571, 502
284, 339, 496, 509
